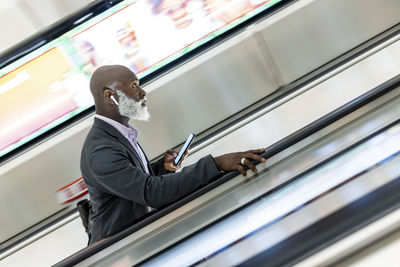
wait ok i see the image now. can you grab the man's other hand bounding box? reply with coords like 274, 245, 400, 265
163, 150, 188, 172
214, 148, 267, 176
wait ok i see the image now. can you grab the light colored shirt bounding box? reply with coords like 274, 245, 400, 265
95, 114, 150, 174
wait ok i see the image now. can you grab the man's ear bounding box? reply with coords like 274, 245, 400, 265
104, 88, 117, 105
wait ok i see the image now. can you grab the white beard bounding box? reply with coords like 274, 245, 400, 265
116, 90, 150, 121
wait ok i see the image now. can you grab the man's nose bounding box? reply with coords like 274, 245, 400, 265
139, 87, 146, 99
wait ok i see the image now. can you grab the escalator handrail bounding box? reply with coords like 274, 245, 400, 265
55, 74, 400, 266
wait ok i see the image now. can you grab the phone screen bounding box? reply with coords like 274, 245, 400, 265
174, 133, 195, 166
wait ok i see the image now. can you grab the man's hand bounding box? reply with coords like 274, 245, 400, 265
214, 148, 267, 176
163, 150, 188, 172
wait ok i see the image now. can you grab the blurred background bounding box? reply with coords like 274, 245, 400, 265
0, 0, 93, 53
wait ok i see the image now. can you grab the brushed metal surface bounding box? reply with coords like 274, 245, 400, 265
88, 92, 400, 267
200, 156, 400, 267
320, 212, 400, 267
76, 51, 400, 266
6, 83, 397, 266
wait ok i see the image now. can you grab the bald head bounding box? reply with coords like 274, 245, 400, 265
90, 65, 133, 100
89, 65, 147, 124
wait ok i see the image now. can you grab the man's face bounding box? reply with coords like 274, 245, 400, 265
114, 71, 150, 121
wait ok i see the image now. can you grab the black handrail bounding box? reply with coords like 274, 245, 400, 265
139, 119, 400, 266
55, 75, 400, 266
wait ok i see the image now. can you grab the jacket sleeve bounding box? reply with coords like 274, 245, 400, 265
150, 157, 170, 176
86, 144, 221, 208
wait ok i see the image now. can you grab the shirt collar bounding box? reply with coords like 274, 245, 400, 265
95, 114, 139, 143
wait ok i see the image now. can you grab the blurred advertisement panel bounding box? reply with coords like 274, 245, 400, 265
0, 0, 280, 158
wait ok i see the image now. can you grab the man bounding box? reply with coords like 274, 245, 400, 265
81, 65, 266, 244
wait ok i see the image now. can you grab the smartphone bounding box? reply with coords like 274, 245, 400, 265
174, 133, 195, 166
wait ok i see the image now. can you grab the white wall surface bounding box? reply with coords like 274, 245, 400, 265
0, 0, 93, 53
0, 218, 87, 267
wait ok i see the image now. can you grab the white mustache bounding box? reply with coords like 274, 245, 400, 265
138, 97, 147, 105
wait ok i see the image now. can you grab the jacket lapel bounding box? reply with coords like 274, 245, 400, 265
93, 118, 148, 172
138, 142, 155, 176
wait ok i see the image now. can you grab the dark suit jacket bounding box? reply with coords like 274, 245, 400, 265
80, 118, 220, 244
